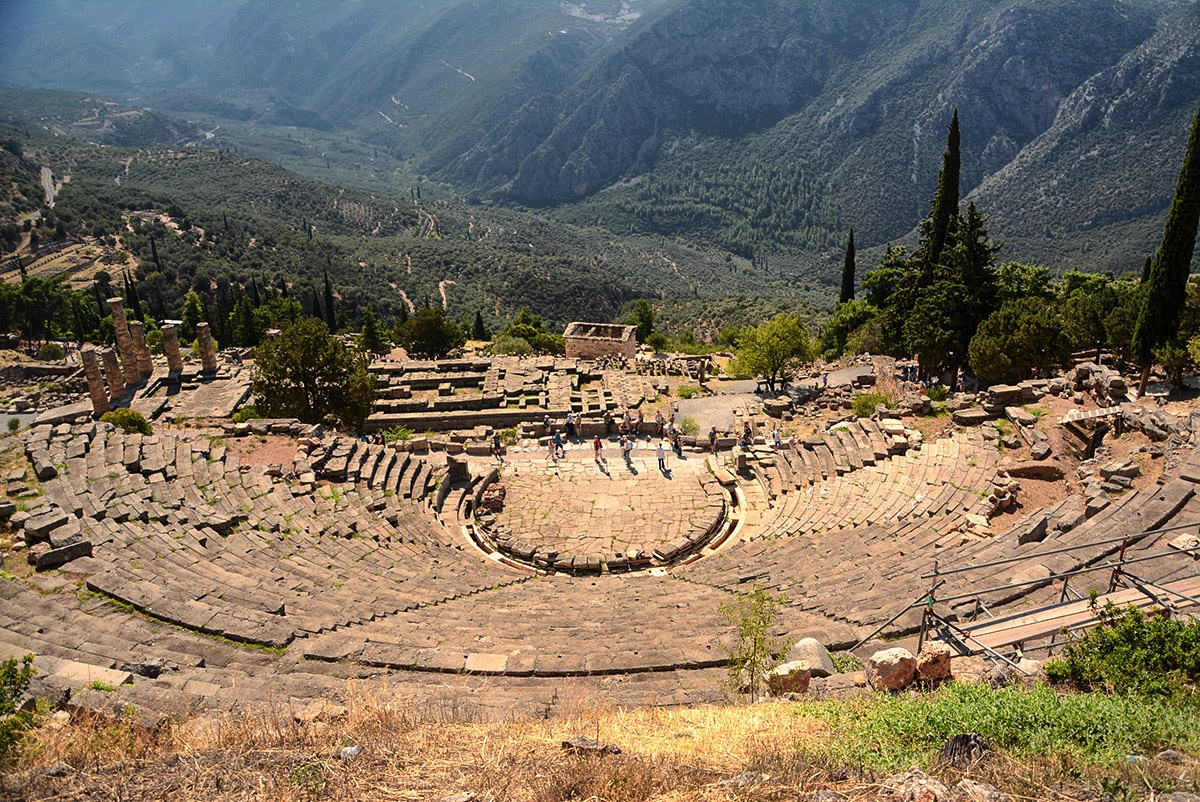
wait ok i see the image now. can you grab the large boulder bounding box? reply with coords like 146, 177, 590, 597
865, 647, 916, 691
767, 661, 811, 695
791, 637, 836, 678
916, 643, 953, 682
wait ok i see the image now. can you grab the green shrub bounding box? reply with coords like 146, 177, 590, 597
830, 652, 863, 673
646, 332, 669, 352
490, 333, 533, 357
1045, 603, 1200, 696
499, 427, 519, 446
851, 391, 891, 418
36, 342, 64, 361
0, 655, 37, 764
231, 405, 259, 424
383, 425, 414, 443
100, 408, 152, 435
926, 384, 949, 402
678, 415, 700, 436
6, 418, 18, 434
676, 385, 703, 399
804, 681, 1200, 771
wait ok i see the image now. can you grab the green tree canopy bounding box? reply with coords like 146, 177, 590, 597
968, 297, 1072, 384
628, 298, 655, 343
250, 317, 376, 431
732, 314, 815, 394
1133, 102, 1200, 392
394, 306, 466, 359
359, 305, 389, 354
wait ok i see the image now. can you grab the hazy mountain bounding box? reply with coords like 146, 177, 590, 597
2, 0, 1199, 277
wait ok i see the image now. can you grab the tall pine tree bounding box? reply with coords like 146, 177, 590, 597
1132, 102, 1200, 395
927, 108, 961, 272
839, 229, 856, 304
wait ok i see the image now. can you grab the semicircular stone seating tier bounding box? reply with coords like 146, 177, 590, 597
14, 419, 1200, 683
20, 422, 526, 649
470, 459, 728, 573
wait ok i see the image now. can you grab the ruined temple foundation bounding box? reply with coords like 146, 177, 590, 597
107, 297, 141, 385
563, 322, 638, 360
129, 320, 154, 378
196, 322, 218, 373
162, 324, 184, 374
81, 346, 109, 416
101, 349, 125, 399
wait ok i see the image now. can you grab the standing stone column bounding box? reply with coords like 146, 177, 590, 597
81, 346, 110, 416
196, 322, 218, 373
107, 297, 141, 385
129, 319, 154, 377
101, 348, 125, 399
162, 324, 184, 374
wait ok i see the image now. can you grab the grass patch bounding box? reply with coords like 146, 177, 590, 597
678, 415, 700, 436
676, 385, 703, 399
801, 682, 1199, 771
851, 391, 893, 418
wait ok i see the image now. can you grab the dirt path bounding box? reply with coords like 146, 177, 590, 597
397, 289, 415, 314
41, 167, 57, 208
438, 279, 456, 309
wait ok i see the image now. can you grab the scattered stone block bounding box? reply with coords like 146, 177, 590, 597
865, 647, 916, 691
767, 661, 811, 695
23, 508, 68, 542
916, 643, 952, 682
881, 768, 950, 801
790, 637, 835, 678
35, 540, 93, 570
952, 408, 991, 426
1005, 407, 1037, 427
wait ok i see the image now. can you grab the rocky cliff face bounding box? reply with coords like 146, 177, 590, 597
970, 4, 1200, 271
456, 0, 1172, 231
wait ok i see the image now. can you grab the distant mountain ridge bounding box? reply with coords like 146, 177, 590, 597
1, 0, 1199, 276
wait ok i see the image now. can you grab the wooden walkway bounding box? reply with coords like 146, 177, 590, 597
940, 573, 1200, 655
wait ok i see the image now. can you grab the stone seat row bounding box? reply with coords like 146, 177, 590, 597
17, 424, 522, 646
680, 461, 1200, 638
748, 430, 997, 544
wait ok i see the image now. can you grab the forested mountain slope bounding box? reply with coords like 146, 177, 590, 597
2, 0, 1199, 279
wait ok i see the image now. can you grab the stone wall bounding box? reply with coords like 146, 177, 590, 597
564, 323, 637, 360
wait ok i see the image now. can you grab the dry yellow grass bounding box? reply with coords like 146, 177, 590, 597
4, 690, 838, 802
3, 685, 1187, 802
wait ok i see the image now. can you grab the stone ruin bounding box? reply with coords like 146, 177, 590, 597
563, 322, 637, 360
1, 349, 1199, 723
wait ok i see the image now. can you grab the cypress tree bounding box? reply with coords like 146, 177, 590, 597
928, 108, 961, 270
839, 229, 856, 304
1132, 102, 1200, 395
124, 270, 144, 321
472, 309, 488, 341
149, 236, 163, 274
249, 276, 261, 307
1141, 255, 1152, 283
278, 275, 289, 299
323, 266, 336, 330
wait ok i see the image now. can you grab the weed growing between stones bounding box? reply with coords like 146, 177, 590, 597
718, 582, 792, 701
